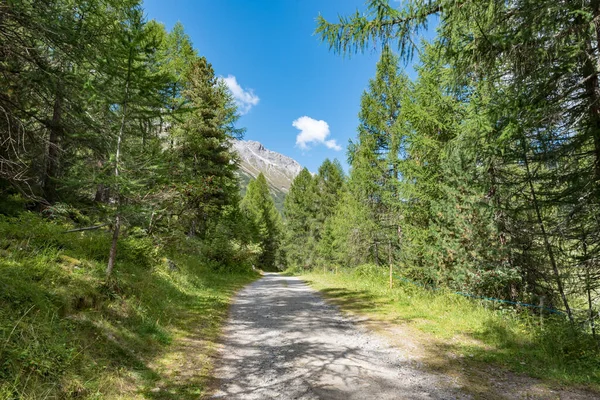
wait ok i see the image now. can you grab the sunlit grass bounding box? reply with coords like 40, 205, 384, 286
0, 212, 258, 399
302, 265, 600, 390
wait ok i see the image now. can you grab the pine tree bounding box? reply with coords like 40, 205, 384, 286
0, 0, 140, 203
317, 0, 600, 324
104, 4, 171, 277
170, 56, 244, 238
313, 159, 345, 235
241, 173, 282, 271
313, 159, 345, 267
283, 168, 316, 269
283, 160, 345, 270
343, 48, 408, 266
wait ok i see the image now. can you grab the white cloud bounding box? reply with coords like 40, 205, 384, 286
325, 140, 341, 150
292, 116, 341, 151
221, 75, 259, 115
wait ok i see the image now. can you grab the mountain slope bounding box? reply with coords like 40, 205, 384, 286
232, 139, 302, 211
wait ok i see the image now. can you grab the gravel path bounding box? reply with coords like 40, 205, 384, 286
212, 273, 469, 399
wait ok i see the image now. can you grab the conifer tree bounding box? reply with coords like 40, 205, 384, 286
343, 48, 408, 266
313, 159, 345, 267
283, 168, 315, 269
105, 4, 171, 277
283, 160, 345, 270
316, 0, 600, 323
241, 173, 282, 271
0, 0, 254, 279
313, 159, 345, 236
170, 56, 243, 238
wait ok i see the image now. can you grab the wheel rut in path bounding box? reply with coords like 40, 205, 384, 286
211, 273, 468, 399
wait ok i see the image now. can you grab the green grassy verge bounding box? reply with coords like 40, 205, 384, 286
301, 265, 600, 391
0, 212, 258, 399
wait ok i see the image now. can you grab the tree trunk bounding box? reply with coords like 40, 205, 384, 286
389, 240, 393, 290
94, 184, 110, 203
583, 238, 597, 339
105, 65, 130, 277
521, 139, 574, 323
188, 219, 196, 237
588, 1, 600, 182
44, 90, 62, 203
106, 214, 120, 278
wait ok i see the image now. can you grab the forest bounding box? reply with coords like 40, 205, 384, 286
2, 0, 600, 398
281, 0, 600, 387
0, 0, 280, 397
283, 0, 600, 329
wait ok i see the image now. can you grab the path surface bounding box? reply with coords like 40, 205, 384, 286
212, 273, 468, 399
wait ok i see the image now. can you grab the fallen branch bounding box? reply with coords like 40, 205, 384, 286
63, 224, 108, 233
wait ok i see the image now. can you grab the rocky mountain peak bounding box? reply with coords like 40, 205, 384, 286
232, 139, 302, 193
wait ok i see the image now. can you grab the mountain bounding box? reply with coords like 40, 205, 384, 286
232, 139, 302, 211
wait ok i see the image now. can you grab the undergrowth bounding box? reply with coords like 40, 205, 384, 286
301, 265, 600, 390
0, 212, 258, 399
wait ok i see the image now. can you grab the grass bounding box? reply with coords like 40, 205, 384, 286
300, 264, 600, 393
0, 212, 258, 399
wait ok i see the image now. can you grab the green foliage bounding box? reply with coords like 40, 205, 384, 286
0, 0, 249, 277
165, 56, 244, 238
280, 0, 600, 384
283, 160, 345, 271
315, 0, 600, 327
304, 268, 600, 388
241, 173, 283, 271
283, 168, 316, 269
316, 49, 407, 270
0, 1, 264, 396
0, 213, 258, 399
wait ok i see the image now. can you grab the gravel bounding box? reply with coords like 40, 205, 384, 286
211, 273, 470, 399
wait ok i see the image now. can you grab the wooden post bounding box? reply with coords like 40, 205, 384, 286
540, 296, 544, 329
389, 240, 393, 290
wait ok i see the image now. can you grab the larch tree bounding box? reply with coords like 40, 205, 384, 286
344, 48, 408, 266
315, 0, 600, 324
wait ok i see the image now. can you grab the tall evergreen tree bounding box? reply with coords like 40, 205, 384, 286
283, 168, 316, 269
169, 56, 244, 238
0, 0, 140, 203
313, 159, 345, 267
316, 0, 600, 322
344, 48, 408, 266
313, 159, 345, 236
241, 173, 282, 271
104, 4, 170, 277
283, 160, 345, 270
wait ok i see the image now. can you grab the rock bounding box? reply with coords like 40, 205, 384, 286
231, 139, 302, 193
161, 257, 179, 271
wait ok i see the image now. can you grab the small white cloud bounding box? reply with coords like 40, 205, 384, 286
221, 75, 259, 115
292, 116, 341, 151
325, 140, 342, 151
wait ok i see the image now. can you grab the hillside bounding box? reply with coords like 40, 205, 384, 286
232, 139, 302, 211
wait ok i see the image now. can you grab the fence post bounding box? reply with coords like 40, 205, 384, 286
388, 240, 393, 290
540, 296, 544, 329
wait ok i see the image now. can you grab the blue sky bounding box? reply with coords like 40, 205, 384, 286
142, 0, 433, 172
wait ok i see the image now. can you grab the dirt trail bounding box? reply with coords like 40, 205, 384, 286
211, 273, 468, 399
